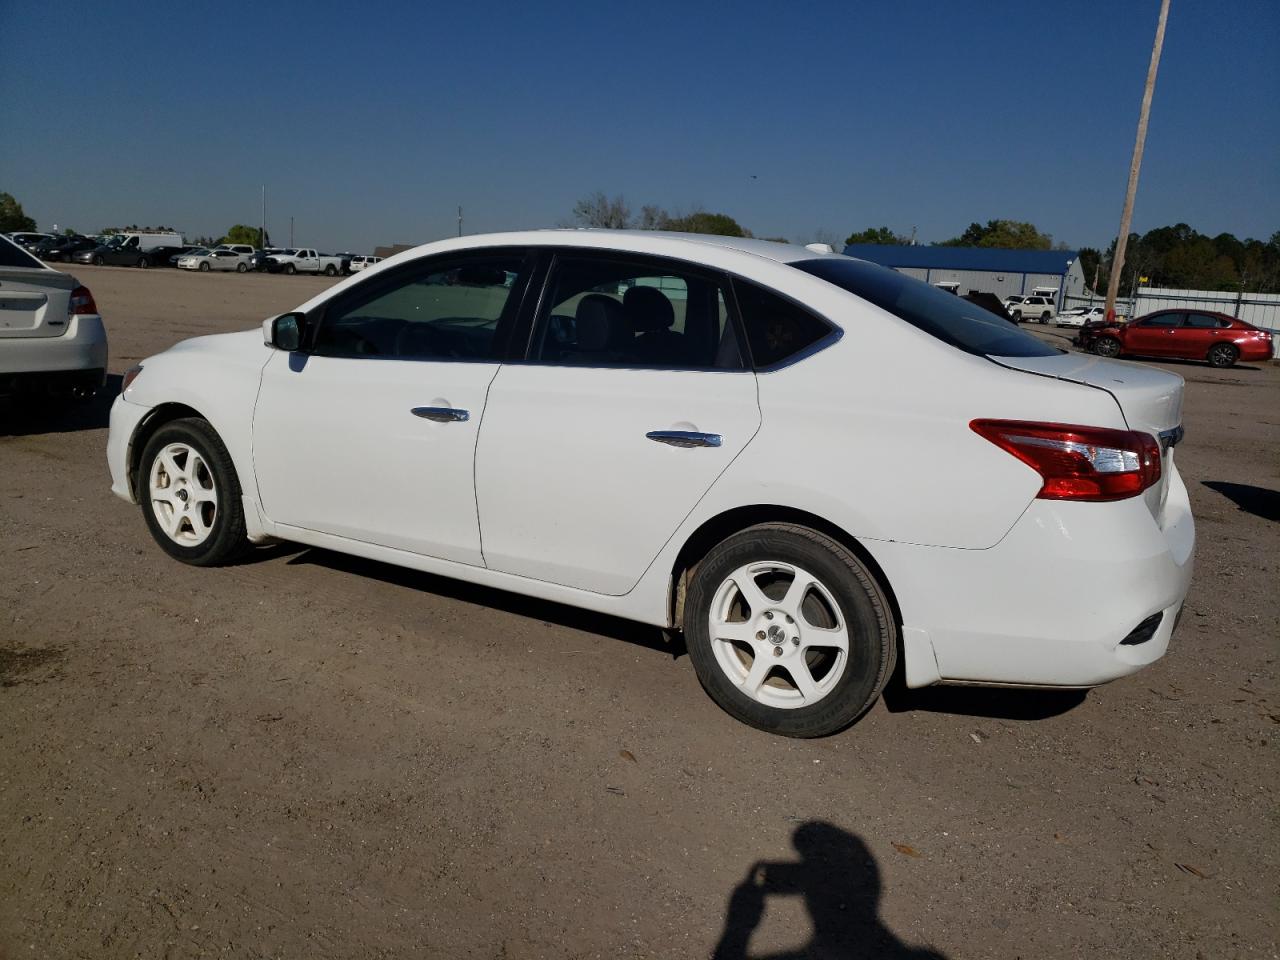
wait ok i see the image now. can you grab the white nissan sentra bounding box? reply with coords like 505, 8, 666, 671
106, 231, 1194, 737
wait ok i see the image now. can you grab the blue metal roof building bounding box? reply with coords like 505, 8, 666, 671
842, 244, 1086, 309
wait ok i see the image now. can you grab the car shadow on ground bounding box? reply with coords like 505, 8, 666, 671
881, 677, 1088, 721
712, 821, 947, 960
282, 546, 682, 658
0, 374, 121, 437
1202, 480, 1280, 523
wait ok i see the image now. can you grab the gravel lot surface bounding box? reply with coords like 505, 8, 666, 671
2, 266, 1277, 959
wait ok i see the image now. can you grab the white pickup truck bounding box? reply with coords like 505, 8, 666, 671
264, 248, 345, 276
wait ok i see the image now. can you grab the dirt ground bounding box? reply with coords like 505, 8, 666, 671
2, 265, 1277, 959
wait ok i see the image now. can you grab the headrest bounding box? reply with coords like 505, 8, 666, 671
624, 285, 676, 332
574, 294, 626, 351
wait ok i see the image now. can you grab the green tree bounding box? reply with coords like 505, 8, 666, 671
940, 219, 1053, 250
0, 192, 37, 232
661, 210, 747, 237
220, 224, 262, 246
844, 226, 905, 245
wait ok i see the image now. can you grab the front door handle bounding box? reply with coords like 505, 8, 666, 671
412, 406, 470, 423
646, 430, 722, 448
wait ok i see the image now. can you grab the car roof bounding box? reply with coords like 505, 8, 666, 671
387, 229, 824, 266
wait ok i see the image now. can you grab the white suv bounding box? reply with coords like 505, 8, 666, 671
1008, 296, 1056, 323
106, 231, 1193, 737
0, 235, 107, 401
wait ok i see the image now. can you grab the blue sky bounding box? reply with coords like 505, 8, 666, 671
2, 0, 1276, 252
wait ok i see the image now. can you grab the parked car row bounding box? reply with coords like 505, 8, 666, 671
5, 232, 379, 277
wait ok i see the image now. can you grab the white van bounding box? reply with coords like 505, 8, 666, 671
119, 232, 183, 251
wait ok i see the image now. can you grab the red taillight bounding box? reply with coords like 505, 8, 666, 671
69, 285, 98, 316
970, 420, 1162, 502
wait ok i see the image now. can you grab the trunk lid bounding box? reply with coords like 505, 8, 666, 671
994, 352, 1184, 519
0, 267, 76, 339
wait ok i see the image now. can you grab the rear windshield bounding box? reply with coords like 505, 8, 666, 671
795, 258, 1059, 357
0, 235, 45, 269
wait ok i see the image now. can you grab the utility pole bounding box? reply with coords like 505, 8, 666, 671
1105, 0, 1171, 323
261, 185, 267, 248
290, 216, 294, 248
457, 205, 463, 237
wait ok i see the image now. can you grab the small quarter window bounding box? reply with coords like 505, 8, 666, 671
733, 279, 834, 368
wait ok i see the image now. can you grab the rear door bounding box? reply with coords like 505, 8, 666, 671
0, 240, 73, 339
475, 251, 760, 595
1179, 312, 1226, 360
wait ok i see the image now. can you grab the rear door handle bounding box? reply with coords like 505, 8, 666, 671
646, 430, 721, 448
412, 406, 470, 422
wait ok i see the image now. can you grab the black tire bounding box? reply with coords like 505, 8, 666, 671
199, 261, 210, 272
1093, 336, 1122, 358
237, 262, 248, 273
324, 264, 337, 277
138, 418, 249, 566
138, 257, 150, 269
1010, 310, 1022, 322
284, 263, 296, 275
1206, 343, 1238, 368
1041, 312, 1051, 323
93, 255, 105, 265
684, 523, 897, 738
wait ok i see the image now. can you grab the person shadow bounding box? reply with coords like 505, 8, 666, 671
713, 822, 947, 960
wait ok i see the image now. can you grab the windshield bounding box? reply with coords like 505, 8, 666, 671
793, 257, 1059, 358
188, 248, 210, 256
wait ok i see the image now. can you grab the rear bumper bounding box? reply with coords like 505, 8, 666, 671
0, 315, 108, 394
874, 461, 1195, 688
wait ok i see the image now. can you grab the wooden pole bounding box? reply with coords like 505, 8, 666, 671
1105, 0, 1171, 323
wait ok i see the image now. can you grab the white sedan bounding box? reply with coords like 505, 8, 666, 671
1058, 306, 1105, 328
1, 234, 107, 402
106, 231, 1194, 737
178, 248, 250, 273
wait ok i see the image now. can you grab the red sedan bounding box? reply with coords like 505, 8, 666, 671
1076, 309, 1274, 368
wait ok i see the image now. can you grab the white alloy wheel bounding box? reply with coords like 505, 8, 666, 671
148, 442, 219, 546
708, 561, 849, 709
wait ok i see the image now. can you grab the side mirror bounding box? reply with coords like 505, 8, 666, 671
263, 312, 303, 351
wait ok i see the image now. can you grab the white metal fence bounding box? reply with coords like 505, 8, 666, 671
1063, 287, 1280, 357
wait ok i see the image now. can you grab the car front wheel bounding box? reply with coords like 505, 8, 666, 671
1206, 343, 1238, 368
1093, 336, 1122, 358
684, 524, 897, 738
139, 418, 248, 566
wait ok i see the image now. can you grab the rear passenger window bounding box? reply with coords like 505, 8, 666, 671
312, 253, 526, 360
1185, 313, 1230, 329
733, 279, 834, 368
529, 255, 745, 369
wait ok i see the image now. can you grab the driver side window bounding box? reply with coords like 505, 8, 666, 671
312, 253, 527, 361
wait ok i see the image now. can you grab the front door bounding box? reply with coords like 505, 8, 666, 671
252, 249, 533, 565
1125, 311, 1185, 357
475, 252, 761, 595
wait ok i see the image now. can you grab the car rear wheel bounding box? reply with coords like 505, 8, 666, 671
1041, 312, 1051, 323
684, 524, 897, 738
1093, 336, 1122, 358
324, 264, 337, 277
237, 262, 248, 273
138, 257, 150, 269
139, 418, 248, 566
1207, 343, 1238, 368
